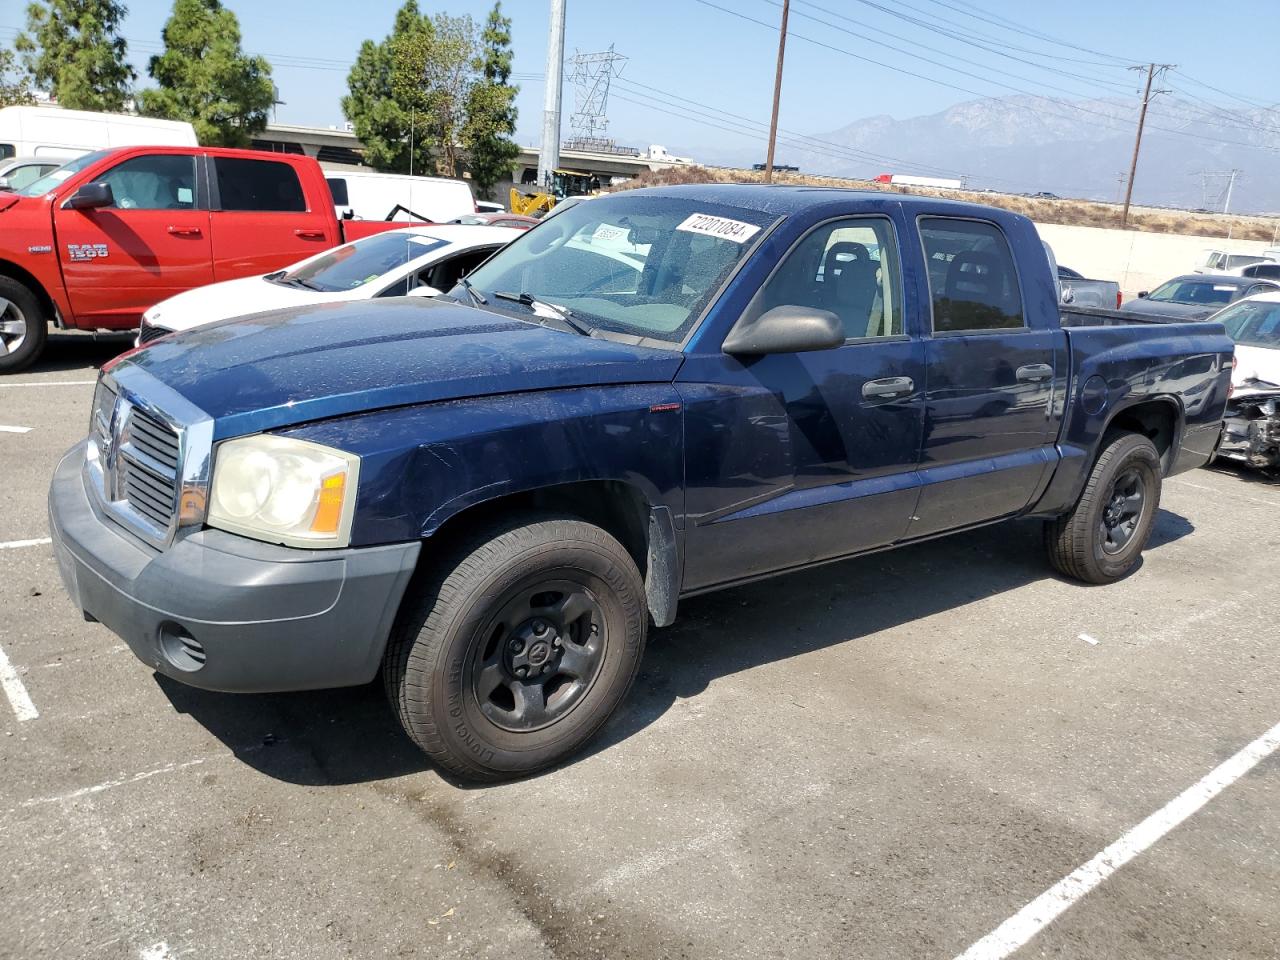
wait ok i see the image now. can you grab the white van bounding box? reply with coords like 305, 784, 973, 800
0, 106, 198, 162
325, 170, 476, 224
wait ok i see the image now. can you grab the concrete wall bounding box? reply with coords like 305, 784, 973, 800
1034, 222, 1276, 298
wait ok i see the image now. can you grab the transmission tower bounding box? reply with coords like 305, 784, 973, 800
566, 46, 627, 151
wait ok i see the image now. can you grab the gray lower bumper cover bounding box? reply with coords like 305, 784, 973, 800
48, 443, 421, 693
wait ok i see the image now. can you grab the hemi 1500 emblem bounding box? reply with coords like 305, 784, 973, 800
67, 242, 109, 261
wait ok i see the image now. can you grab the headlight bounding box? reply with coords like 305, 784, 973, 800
207, 435, 360, 548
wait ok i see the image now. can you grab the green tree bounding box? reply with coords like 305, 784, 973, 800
464, 2, 520, 199
342, 0, 434, 174
391, 13, 475, 177
138, 0, 274, 147
0, 49, 37, 107
15, 0, 134, 111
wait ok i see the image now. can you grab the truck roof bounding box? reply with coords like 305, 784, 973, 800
619, 182, 1010, 219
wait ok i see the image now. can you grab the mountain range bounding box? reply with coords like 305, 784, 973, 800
675, 94, 1280, 214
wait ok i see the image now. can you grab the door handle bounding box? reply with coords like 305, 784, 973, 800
862, 376, 914, 399
1016, 363, 1054, 383
166, 225, 202, 236
294, 228, 326, 240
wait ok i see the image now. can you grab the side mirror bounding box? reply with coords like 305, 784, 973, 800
0, 177, 11, 192
406, 284, 442, 298
1137, 290, 1149, 298
63, 182, 114, 210
723, 305, 844, 356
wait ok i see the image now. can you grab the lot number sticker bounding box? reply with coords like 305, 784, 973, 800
676, 213, 761, 243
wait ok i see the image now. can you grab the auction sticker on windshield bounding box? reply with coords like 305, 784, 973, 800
676, 213, 761, 243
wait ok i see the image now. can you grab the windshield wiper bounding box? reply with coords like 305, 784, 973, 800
459, 276, 488, 306
493, 290, 594, 337
274, 274, 325, 291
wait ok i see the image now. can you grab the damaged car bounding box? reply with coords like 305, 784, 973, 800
1213, 293, 1280, 469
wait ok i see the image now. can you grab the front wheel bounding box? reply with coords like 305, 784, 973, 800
0, 278, 48, 374
1045, 432, 1162, 584
383, 515, 647, 781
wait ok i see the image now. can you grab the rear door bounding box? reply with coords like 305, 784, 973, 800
907, 216, 1063, 538
208, 155, 334, 280
680, 214, 927, 590
54, 151, 211, 328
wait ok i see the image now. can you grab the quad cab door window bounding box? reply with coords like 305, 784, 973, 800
209, 156, 332, 279
911, 217, 1060, 536
55, 153, 213, 328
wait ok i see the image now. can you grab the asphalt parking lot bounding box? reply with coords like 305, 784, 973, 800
2, 334, 1277, 960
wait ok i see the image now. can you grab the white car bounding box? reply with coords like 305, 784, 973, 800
137, 224, 522, 343
1209, 292, 1280, 469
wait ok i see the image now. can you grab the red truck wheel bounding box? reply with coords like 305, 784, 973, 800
0, 278, 48, 374
1045, 432, 1162, 584
383, 513, 647, 781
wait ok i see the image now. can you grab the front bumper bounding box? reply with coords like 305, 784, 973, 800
1217, 397, 1280, 469
49, 442, 421, 693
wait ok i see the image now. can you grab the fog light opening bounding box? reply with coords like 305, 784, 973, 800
158, 622, 206, 672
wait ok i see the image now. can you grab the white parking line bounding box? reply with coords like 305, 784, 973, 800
0, 538, 52, 550
0, 641, 39, 722
0, 425, 33, 434
20, 758, 211, 808
953, 719, 1280, 960
0, 380, 96, 388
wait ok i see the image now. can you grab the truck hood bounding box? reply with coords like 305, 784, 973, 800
116, 298, 684, 439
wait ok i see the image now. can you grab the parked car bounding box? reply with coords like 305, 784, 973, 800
1194, 248, 1277, 275
136, 224, 522, 343
325, 170, 475, 223
1057, 265, 1122, 310
49, 185, 1231, 781
1209, 293, 1280, 469
1120, 274, 1280, 322
0, 156, 61, 192
0, 105, 196, 162
0, 145, 426, 372
449, 212, 540, 230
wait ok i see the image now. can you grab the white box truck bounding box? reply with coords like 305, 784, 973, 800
325, 171, 477, 224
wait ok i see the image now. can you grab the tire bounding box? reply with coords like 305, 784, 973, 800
0, 277, 48, 375
1045, 432, 1162, 584
383, 514, 647, 782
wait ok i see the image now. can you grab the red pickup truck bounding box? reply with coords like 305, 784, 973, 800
0, 145, 431, 372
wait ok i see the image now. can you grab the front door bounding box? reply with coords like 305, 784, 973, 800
908, 216, 1062, 538
681, 215, 926, 592
56, 152, 212, 328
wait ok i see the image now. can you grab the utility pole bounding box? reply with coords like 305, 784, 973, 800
538, 0, 567, 191
1223, 168, 1241, 214
1121, 62, 1172, 228
763, 0, 790, 183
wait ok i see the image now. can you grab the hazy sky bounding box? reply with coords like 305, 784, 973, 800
2, 0, 1273, 162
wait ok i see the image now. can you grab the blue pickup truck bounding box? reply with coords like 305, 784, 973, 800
49, 185, 1232, 780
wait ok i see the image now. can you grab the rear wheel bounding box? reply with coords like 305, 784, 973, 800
1045, 432, 1162, 584
383, 514, 647, 781
0, 278, 48, 374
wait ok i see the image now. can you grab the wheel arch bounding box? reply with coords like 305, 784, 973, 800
419, 479, 681, 628
1100, 395, 1183, 474
0, 258, 58, 325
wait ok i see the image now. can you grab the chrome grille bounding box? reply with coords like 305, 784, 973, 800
91, 381, 115, 449
118, 407, 180, 529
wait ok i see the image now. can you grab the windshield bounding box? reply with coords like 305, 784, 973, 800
1146, 279, 1241, 306
17, 150, 109, 197
277, 231, 448, 292
1218, 300, 1280, 349
459, 194, 776, 345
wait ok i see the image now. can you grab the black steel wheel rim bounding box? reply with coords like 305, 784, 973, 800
468, 576, 607, 733
1099, 467, 1146, 555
